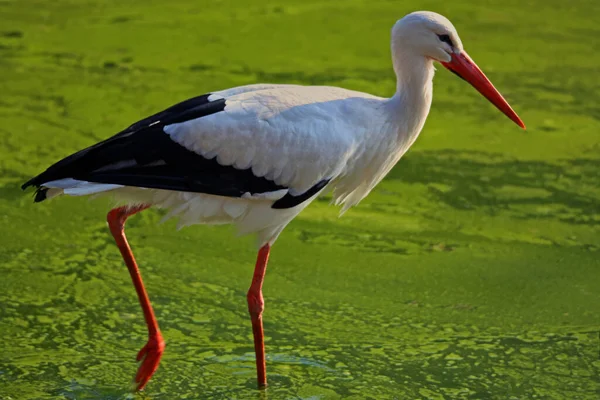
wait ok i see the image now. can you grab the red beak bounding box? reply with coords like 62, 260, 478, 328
441, 51, 525, 129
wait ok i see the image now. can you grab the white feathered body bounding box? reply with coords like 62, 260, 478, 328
41, 73, 434, 245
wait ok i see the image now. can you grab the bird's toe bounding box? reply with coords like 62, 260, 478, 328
133, 333, 165, 391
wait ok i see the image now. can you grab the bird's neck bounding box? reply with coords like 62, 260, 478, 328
386, 54, 435, 138
329, 55, 435, 210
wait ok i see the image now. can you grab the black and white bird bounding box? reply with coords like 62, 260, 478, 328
22, 11, 525, 391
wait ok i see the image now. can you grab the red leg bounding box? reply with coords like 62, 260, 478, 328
246, 244, 271, 388
107, 204, 165, 391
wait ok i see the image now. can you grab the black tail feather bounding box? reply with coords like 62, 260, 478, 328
33, 187, 48, 202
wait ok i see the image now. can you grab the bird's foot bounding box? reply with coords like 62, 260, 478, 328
134, 332, 165, 391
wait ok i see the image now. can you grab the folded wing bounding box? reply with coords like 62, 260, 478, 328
23, 84, 365, 208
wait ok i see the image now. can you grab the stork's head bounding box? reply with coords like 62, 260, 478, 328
392, 11, 462, 63
392, 11, 525, 129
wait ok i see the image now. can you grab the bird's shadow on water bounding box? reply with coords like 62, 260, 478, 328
52, 381, 138, 400
53, 381, 271, 400
385, 149, 599, 225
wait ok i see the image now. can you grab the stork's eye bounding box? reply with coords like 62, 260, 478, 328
437, 34, 453, 47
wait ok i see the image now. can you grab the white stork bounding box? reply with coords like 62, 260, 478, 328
22, 11, 525, 391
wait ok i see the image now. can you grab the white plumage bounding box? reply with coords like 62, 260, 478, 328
41, 82, 429, 244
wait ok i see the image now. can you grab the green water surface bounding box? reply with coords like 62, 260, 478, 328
1, 0, 599, 398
